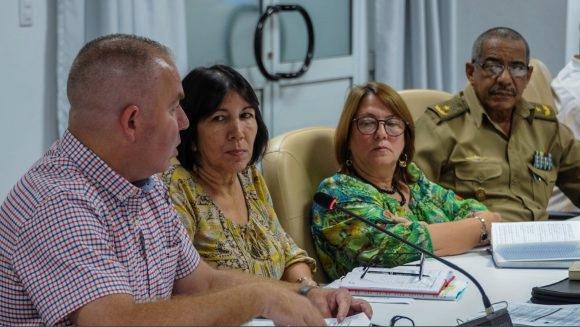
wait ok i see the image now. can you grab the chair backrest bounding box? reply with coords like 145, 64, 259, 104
522, 58, 556, 108
398, 89, 454, 121
261, 127, 338, 283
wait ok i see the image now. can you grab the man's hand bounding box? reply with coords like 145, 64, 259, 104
306, 288, 373, 322
260, 284, 327, 326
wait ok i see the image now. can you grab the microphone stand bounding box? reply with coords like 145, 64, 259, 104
314, 192, 512, 327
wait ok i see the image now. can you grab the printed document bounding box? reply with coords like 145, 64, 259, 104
508, 302, 580, 326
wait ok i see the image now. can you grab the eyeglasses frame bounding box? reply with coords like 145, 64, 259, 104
352, 116, 407, 137
473, 59, 530, 78
360, 251, 427, 280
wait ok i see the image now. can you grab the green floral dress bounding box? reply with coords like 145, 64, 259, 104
162, 159, 315, 280
311, 163, 487, 280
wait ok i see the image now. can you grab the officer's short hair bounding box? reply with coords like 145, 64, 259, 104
471, 27, 530, 64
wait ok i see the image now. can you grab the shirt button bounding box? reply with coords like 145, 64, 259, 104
475, 188, 486, 201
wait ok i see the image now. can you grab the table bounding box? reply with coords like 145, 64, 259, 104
368, 248, 569, 326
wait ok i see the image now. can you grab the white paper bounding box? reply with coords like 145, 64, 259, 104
508, 302, 580, 326
492, 221, 580, 261
325, 312, 372, 326
244, 312, 371, 326
354, 295, 414, 304
493, 221, 580, 245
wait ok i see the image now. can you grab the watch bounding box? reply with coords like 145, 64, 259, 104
298, 284, 317, 297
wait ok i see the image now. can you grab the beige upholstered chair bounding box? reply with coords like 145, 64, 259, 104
398, 89, 454, 121
261, 127, 338, 283
523, 58, 556, 108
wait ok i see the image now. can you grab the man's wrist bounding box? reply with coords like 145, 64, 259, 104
295, 276, 318, 287
297, 284, 318, 296
297, 278, 320, 297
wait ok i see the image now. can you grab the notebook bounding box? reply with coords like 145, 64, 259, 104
531, 278, 580, 305
339, 266, 457, 298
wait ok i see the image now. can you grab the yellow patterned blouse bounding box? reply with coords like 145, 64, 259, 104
162, 159, 316, 280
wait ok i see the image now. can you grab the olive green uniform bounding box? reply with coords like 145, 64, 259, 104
414, 84, 580, 221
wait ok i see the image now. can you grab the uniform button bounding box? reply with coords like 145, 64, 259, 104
475, 188, 486, 201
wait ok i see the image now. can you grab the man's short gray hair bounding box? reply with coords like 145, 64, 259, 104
471, 27, 530, 64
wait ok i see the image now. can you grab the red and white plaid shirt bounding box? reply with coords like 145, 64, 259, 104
0, 130, 200, 326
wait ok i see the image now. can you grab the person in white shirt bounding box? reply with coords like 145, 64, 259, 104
548, 55, 580, 213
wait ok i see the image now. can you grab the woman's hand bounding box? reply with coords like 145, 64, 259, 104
383, 210, 411, 226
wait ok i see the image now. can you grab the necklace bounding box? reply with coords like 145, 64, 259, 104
350, 171, 406, 206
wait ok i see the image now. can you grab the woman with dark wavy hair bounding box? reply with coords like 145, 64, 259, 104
163, 65, 317, 286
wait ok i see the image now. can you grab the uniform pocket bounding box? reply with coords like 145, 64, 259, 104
454, 162, 502, 201
527, 163, 557, 203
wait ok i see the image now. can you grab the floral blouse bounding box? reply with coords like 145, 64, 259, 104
311, 162, 487, 280
162, 159, 315, 280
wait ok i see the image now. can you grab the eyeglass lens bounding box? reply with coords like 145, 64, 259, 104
356, 117, 405, 136
479, 60, 528, 77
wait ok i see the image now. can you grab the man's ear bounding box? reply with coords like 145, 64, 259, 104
119, 105, 140, 142
525, 65, 534, 85
466, 62, 475, 84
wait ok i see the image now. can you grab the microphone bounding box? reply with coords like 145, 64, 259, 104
313, 192, 512, 327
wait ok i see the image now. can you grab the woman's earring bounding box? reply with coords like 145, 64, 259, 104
346, 159, 353, 167
398, 153, 408, 168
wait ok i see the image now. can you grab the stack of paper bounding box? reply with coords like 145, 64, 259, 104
339, 267, 467, 300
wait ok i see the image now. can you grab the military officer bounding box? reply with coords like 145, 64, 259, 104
414, 27, 580, 222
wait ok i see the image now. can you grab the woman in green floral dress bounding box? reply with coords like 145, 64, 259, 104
311, 82, 502, 280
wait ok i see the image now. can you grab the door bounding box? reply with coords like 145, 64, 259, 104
185, 0, 368, 136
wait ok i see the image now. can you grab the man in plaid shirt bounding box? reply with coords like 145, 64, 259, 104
0, 34, 371, 326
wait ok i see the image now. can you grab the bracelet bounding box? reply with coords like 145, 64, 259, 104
475, 216, 488, 244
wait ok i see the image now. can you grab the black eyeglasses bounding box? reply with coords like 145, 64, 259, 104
474, 60, 529, 78
360, 252, 427, 280
353, 116, 406, 136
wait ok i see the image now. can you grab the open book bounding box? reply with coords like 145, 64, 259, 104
339, 266, 457, 299
491, 221, 580, 268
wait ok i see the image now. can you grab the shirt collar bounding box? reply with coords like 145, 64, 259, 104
60, 130, 149, 202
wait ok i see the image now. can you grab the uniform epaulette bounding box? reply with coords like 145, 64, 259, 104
426, 96, 468, 122
529, 102, 557, 122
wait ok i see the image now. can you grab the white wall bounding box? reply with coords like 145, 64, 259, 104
0, 0, 57, 200
454, 0, 568, 92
